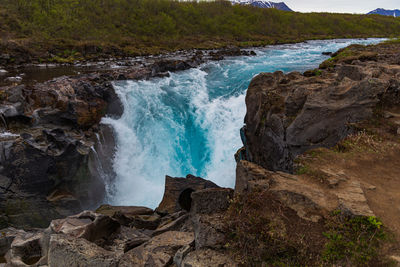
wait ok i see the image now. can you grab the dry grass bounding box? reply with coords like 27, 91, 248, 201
224, 190, 325, 266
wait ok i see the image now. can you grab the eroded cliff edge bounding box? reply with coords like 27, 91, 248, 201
241, 42, 400, 172
0, 72, 125, 229
0, 48, 257, 229
233, 41, 400, 265
0, 41, 399, 266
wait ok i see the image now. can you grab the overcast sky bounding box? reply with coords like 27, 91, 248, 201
283, 0, 399, 14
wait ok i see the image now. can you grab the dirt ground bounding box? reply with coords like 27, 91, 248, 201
297, 110, 400, 242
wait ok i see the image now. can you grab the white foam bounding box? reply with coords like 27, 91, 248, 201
101, 38, 386, 209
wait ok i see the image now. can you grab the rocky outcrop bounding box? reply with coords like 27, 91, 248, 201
156, 174, 219, 214
48, 234, 118, 267
236, 160, 375, 220
0, 175, 236, 267
242, 47, 400, 172
0, 43, 260, 229
2, 41, 399, 266
119, 231, 194, 266
190, 188, 233, 250
0, 72, 127, 228
179, 249, 237, 267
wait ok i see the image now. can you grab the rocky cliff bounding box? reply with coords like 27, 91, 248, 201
0, 47, 257, 230
1, 42, 400, 266
0, 73, 123, 229
241, 42, 400, 172
233, 41, 400, 265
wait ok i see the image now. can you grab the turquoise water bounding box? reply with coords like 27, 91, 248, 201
102, 38, 383, 208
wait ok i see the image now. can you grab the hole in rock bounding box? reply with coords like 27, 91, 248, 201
0, 255, 6, 263
78, 215, 95, 222
178, 188, 195, 211
19, 238, 42, 265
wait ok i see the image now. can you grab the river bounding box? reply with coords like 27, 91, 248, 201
102, 38, 384, 208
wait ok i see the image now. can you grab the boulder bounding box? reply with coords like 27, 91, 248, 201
179, 249, 237, 267
173, 244, 194, 267
151, 60, 192, 75
191, 213, 226, 250
95, 205, 153, 218
5, 231, 48, 267
190, 188, 233, 215
236, 160, 375, 220
129, 214, 162, 230
0, 73, 123, 229
156, 175, 219, 214
0, 228, 20, 260
152, 213, 189, 237
97, 225, 150, 256
50, 211, 120, 244
190, 189, 233, 250
47, 234, 117, 267
96, 205, 162, 230
118, 231, 194, 267
243, 59, 398, 172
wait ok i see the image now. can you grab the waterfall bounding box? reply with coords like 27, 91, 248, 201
101, 38, 384, 208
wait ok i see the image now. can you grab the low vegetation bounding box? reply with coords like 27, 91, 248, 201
224, 190, 325, 266
237, 103, 400, 266
224, 190, 394, 266
1, 0, 400, 61
384, 38, 400, 44
323, 211, 390, 266
319, 44, 379, 69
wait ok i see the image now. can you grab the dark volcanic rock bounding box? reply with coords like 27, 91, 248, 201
190, 188, 233, 215
48, 234, 118, 267
208, 47, 256, 61
119, 231, 194, 267
156, 174, 219, 215
179, 249, 237, 267
0, 73, 126, 228
242, 53, 400, 172
190, 188, 233, 250
151, 59, 193, 75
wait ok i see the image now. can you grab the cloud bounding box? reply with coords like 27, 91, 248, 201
283, 0, 399, 13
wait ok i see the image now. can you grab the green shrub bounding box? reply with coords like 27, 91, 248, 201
1, 0, 400, 56
323, 211, 388, 266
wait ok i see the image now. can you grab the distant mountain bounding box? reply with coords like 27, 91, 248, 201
231, 0, 293, 11
367, 8, 400, 17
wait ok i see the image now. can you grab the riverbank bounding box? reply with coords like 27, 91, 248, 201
0, 42, 266, 229
0, 39, 399, 266
1, 0, 400, 68
0, 46, 259, 86
0, 38, 387, 229
0, 38, 388, 87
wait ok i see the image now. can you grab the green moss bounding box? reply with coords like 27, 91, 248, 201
4, 199, 29, 216
3, 199, 49, 228
304, 68, 323, 77
95, 205, 116, 217
0, 90, 8, 101
323, 211, 389, 266
384, 38, 400, 44
314, 69, 322, 76
320, 44, 379, 69
296, 164, 311, 175
0, 216, 8, 229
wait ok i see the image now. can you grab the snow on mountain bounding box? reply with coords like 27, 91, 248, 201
367, 8, 400, 17
230, 0, 293, 11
